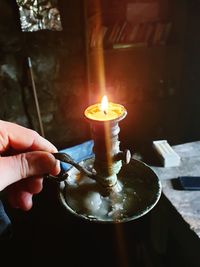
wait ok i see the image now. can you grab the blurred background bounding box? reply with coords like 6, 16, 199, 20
1, 1, 200, 267
1, 0, 199, 152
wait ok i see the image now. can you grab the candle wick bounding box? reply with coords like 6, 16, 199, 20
104, 110, 107, 115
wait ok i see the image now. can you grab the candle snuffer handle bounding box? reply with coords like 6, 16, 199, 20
44, 152, 96, 183
44, 171, 69, 183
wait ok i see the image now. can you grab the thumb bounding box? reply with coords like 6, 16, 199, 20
0, 151, 60, 190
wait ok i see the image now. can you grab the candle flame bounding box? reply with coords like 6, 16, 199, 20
100, 95, 108, 114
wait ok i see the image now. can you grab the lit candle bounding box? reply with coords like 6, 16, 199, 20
84, 95, 127, 122
84, 96, 128, 188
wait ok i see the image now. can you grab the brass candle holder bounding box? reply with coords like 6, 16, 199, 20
84, 100, 129, 190
50, 97, 162, 223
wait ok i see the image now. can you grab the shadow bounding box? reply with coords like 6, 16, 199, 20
0, 179, 155, 267
137, 142, 163, 167
171, 178, 183, 190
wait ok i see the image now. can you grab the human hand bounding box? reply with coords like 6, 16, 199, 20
0, 120, 60, 211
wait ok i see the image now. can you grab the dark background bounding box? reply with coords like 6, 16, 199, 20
1, 0, 200, 151
1, 1, 200, 266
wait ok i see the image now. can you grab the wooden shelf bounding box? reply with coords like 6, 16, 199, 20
88, 43, 180, 56
84, 0, 187, 144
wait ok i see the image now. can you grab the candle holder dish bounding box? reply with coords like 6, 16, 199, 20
47, 103, 161, 223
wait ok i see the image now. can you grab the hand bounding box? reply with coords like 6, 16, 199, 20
0, 120, 60, 211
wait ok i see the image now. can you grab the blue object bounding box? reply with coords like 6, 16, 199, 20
0, 140, 94, 239
59, 140, 94, 171
0, 200, 12, 240
178, 176, 200, 190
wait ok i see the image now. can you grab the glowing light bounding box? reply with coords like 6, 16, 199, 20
84, 97, 126, 122
100, 95, 108, 115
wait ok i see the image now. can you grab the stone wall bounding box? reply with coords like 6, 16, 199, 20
1, 0, 199, 152
0, 0, 89, 149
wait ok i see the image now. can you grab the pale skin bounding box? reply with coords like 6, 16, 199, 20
0, 120, 60, 211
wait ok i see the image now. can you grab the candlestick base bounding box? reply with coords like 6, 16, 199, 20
58, 157, 161, 223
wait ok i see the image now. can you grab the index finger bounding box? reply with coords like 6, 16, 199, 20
0, 120, 57, 153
